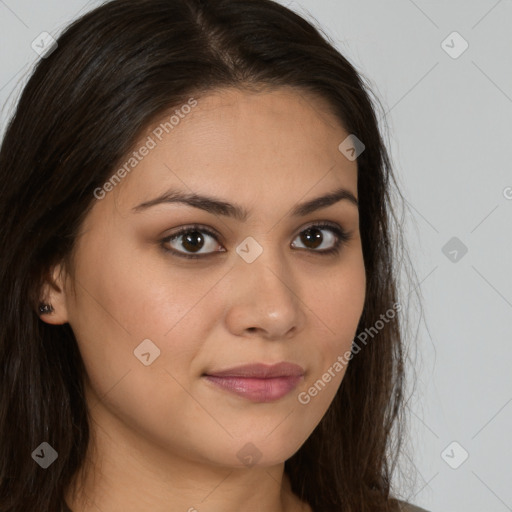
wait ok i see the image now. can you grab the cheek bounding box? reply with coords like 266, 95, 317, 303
292, 257, 365, 413
70, 226, 210, 338
67, 258, 214, 442
312, 257, 366, 342
67, 236, 229, 400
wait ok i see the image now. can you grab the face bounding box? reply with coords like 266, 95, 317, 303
46, 87, 366, 470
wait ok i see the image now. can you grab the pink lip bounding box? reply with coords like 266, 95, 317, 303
203, 362, 305, 403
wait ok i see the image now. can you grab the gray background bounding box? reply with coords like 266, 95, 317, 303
1, 1, 511, 511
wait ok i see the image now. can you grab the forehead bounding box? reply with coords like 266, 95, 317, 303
102, 87, 358, 215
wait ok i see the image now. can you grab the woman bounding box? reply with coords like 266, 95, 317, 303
0, 0, 428, 510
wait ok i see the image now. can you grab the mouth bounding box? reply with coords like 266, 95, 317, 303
202, 362, 305, 403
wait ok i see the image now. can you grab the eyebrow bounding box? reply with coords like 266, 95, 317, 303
132, 186, 358, 221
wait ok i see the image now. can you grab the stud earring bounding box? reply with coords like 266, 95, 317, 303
39, 303, 54, 314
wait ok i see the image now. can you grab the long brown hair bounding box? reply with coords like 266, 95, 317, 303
0, 1, 421, 510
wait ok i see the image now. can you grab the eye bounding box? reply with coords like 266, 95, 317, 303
160, 222, 352, 259
291, 222, 351, 255
161, 224, 223, 259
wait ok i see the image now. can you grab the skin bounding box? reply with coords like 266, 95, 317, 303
40, 86, 366, 512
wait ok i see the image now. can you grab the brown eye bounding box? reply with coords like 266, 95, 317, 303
297, 226, 324, 250
162, 225, 223, 259
178, 230, 206, 253
161, 222, 351, 260
291, 223, 351, 255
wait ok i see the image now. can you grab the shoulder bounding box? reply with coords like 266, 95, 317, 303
397, 500, 431, 512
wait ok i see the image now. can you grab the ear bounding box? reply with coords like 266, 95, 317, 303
37, 262, 71, 325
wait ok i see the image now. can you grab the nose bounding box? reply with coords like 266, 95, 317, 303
223, 246, 307, 341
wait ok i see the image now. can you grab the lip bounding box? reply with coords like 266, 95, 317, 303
203, 362, 305, 403
205, 362, 305, 378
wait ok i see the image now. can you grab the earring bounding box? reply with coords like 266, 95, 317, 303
39, 303, 54, 314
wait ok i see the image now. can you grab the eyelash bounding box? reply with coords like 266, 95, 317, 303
160, 222, 352, 260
